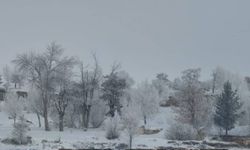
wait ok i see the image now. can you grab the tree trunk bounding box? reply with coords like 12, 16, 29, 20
85, 105, 91, 129
43, 99, 50, 131
59, 114, 64, 131
13, 117, 16, 125
144, 115, 147, 125
81, 106, 87, 129
110, 104, 115, 117
225, 129, 228, 136
129, 135, 133, 149
37, 113, 41, 128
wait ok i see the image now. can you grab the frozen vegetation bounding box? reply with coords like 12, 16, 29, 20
0, 43, 250, 150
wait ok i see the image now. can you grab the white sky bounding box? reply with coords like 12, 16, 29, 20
0, 0, 250, 82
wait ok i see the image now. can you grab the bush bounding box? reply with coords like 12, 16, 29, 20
165, 123, 197, 140
105, 115, 120, 140
12, 116, 30, 145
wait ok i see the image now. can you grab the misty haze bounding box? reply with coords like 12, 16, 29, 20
0, 1, 250, 150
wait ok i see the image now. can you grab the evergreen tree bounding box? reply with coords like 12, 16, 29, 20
12, 116, 29, 145
214, 81, 242, 135
101, 68, 126, 117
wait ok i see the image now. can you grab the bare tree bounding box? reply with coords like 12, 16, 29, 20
133, 81, 159, 125
53, 63, 75, 131
176, 68, 213, 133
74, 54, 102, 129
13, 42, 76, 131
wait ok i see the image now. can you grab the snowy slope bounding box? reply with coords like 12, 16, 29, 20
0, 104, 248, 150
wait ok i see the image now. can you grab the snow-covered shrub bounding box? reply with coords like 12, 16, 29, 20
12, 116, 30, 145
165, 123, 197, 140
105, 114, 121, 139
4, 92, 23, 125
133, 81, 159, 125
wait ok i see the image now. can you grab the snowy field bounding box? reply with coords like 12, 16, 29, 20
0, 106, 248, 150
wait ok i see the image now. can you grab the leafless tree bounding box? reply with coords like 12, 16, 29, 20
53, 63, 75, 131
133, 81, 159, 125
75, 54, 102, 129
176, 68, 213, 133
13, 42, 76, 131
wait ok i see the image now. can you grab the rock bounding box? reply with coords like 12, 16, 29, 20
115, 143, 128, 150
138, 126, 163, 135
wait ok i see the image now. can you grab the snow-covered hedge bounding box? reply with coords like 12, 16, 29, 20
165, 123, 197, 140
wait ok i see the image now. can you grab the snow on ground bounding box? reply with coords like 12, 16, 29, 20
0, 105, 249, 150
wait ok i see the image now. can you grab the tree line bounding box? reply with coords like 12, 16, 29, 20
1, 42, 248, 147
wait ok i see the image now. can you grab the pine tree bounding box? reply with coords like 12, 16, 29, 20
214, 81, 242, 136
12, 116, 29, 144
101, 70, 126, 117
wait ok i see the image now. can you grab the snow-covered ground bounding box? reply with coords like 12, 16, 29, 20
0, 105, 249, 150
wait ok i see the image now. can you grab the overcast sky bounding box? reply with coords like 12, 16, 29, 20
0, 0, 250, 82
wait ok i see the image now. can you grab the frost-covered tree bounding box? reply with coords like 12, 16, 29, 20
152, 73, 170, 98
11, 69, 24, 89
176, 68, 213, 131
53, 60, 75, 131
12, 116, 30, 145
211, 67, 243, 93
4, 92, 23, 125
101, 64, 126, 117
27, 88, 43, 128
214, 81, 242, 135
134, 81, 159, 125
105, 113, 121, 139
53, 88, 71, 131
2, 65, 11, 90
13, 42, 76, 131
74, 54, 102, 129
117, 71, 134, 107
122, 105, 139, 149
